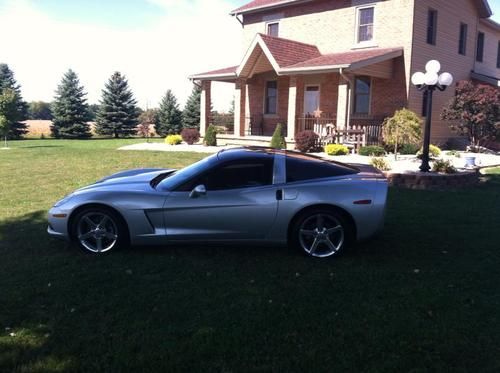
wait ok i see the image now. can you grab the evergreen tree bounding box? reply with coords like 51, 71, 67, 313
0, 63, 28, 138
156, 90, 182, 136
183, 84, 201, 129
96, 72, 139, 138
51, 69, 91, 138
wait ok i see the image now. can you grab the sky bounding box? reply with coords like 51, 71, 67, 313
0, 0, 499, 112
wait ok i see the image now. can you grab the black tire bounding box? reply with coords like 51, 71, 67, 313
71, 206, 128, 254
291, 209, 351, 258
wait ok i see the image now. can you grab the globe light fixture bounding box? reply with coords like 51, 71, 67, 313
411, 60, 454, 172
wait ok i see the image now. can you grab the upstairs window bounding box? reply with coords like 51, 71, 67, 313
459, 23, 468, 55
427, 9, 438, 45
265, 81, 277, 115
267, 22, 279, 37
357, 7, 374, 43
497, 41, 500, 68
476, 32, 485, 62
353, 76, 371, 115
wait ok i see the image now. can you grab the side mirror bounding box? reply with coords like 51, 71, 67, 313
189, 184, 207, 198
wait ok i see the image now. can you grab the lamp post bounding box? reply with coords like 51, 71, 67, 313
411, 60, 453, 172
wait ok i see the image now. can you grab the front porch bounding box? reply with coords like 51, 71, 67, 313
192, 34, 407, 150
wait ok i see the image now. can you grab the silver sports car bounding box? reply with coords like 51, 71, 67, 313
48, 147, 388, 258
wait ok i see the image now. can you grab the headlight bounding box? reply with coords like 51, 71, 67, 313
53, 194, 74, 207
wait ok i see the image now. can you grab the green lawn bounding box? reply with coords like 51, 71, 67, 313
1, 140, 500, 372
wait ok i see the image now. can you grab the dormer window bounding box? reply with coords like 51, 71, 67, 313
357, 7, 374, 43
267, 22, 279, 37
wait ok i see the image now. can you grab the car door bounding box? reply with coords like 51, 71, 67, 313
163, 156, 279, 241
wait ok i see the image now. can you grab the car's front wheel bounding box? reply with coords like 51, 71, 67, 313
292, 209, 349, 258
71, 207, 127, 254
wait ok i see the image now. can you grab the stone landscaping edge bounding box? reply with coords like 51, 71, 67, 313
383, 170, 480, 190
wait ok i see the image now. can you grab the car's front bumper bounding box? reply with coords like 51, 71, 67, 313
47, 207, 71, 241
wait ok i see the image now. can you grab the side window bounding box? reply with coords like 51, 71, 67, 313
427, 9, 438, 45
476, 32, 485, 62
286, 156, 357, 183
267, 22, 279, 37
459, 23, 468, 55
180, 158, 274, 191
353, 76, 371, 115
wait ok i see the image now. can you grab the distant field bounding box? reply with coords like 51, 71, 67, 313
24, 120, 52, 137
23, 120, 158, 138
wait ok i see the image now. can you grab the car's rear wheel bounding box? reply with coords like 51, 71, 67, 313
292, 210, 349, 258
71, 207, 127, 254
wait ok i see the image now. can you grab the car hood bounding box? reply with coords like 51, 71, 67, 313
75, 168, 176, 193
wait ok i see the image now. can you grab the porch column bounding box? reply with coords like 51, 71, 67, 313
200, 80, 211, 137
336, 75, 350, 132
234, 79, 246, 137
287, 76, 297, 141
244, 83, 250, 135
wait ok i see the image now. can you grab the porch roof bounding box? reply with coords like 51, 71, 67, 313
191, 34, 403, 81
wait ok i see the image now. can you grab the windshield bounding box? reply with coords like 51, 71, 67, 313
156, 153, 218, 190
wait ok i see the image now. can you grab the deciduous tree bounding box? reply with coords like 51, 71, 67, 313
382, 108, 422, 160
442, 80, 500, 151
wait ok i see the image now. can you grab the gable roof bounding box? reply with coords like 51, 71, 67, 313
231, 0, 493, 18
190, 34, 403, 80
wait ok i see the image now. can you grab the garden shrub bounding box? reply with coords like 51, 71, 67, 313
270, 124, 286, 149
181, 128, 200, 145
446, 150, 461, 158
432, 159, 456, 174
370, 157, 391, 171
418, 144, 441, 159
295, 130, 319, 153
204, 125, 217, 146
165, 134, 182, 145
325, 144, 349, 156
399, 143, 420, 155
359, 145, 385, 157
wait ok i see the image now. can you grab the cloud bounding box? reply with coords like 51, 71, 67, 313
0, 0, 242, 111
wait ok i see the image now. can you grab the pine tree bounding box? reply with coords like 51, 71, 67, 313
96, 72, 139, 138
0, 63, 28, 139
156, 90, 182, 136
51, 69, 91, 138
183, 84, 201, 129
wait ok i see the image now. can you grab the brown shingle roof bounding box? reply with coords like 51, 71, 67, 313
258, 33, 321, 67
284, 47, 403, 69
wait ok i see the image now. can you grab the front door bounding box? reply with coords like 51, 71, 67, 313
163, 157, 279, 241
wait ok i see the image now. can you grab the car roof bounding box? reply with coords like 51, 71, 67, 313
216, 147, 358, 172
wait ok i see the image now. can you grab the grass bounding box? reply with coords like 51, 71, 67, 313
1, 140, 500, 372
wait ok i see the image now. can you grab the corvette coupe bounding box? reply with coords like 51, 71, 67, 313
48, 147, 388, 258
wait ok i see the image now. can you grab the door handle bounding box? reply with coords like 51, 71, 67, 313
276, 189, 283, 201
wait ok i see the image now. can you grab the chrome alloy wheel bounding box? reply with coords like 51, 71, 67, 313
299, 214, 344, 258
77, 212, 118, 253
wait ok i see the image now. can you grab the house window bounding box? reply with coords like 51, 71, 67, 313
353, 76, 371, 115
267, 22, 279, 37
357, 7, 374, 43
304, 86, 320, 115
476, 32, 485, 62
265, 81, 277, 115
427, 9, 438, 45
459, 23, 468, 55
497, 41, 500, 68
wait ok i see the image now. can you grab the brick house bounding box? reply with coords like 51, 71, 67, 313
190, 0, 500, 147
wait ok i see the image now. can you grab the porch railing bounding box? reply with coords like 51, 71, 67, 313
210, 113, 234, 135
350, 116, 386, 145
296, 114, 336, 134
